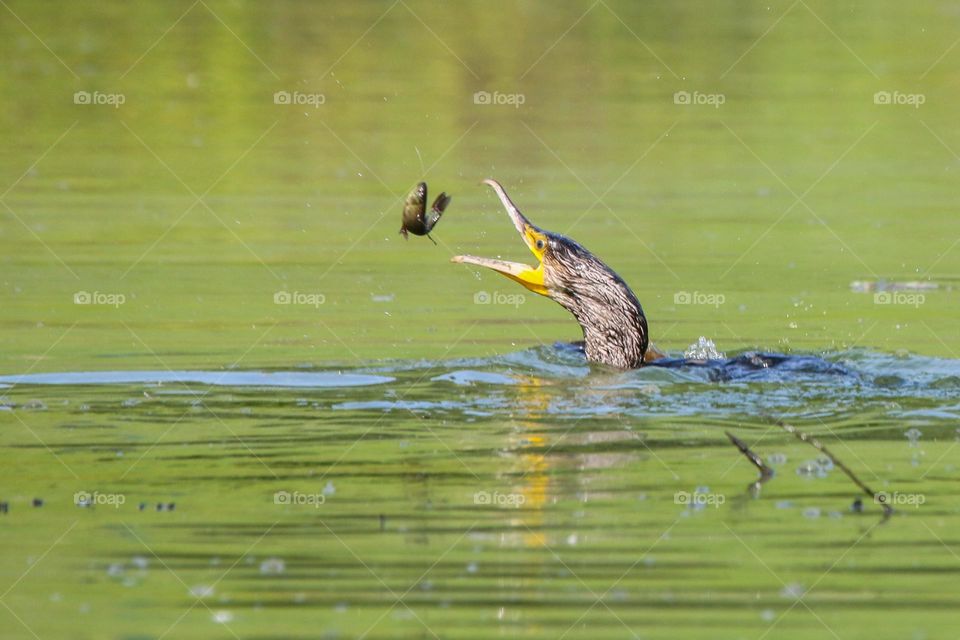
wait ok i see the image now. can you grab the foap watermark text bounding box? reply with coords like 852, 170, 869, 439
473, 91, 525, 108
274, 490, 326, 508
474, 290, 525, 307
74, 291, 126, 307
274, 91, 325, 108
74, 91, 125, 108
474, 490, 525, 508
75, 491, 126, 508
674, 291, 725, 308
674, 91, 725, 108
874, 91, 925, 108
274, 291, 325, 308
874, 291, 924, 308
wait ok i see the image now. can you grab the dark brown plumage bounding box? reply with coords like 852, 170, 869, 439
539, 230, 649, 368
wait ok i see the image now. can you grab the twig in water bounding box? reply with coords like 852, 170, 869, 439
726, 431, 774, 497
776, 420, 893, 521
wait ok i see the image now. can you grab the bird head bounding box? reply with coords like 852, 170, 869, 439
452, 179, 649, 368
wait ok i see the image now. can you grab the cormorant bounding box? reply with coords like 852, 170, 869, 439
452, 179, 665, 369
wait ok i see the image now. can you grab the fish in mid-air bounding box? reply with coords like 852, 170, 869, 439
399, 182, 451, 244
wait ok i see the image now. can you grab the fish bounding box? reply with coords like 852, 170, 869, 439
399, 182, 451, 244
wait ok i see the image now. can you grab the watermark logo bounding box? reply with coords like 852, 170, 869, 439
673, 91, 725, 108
74, 291, 126, 308
474, 290, 525, 307
674, 290, 725, 308
273, 91, 325, 108
74, 490, 126, 508
274, 291, 325, 308
873, 91, 925, 108
273, 490, 325, 508
73, 91, 126, 108
473, 490, 525, 508
873, 291, 924, 308
875, 491, 925, 508
473, 91, 525, 108
675, 490, 725, 508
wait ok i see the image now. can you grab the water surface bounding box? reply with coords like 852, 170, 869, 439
1, 1, 959, 638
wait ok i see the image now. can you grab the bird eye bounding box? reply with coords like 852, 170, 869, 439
536, 239, 545, 250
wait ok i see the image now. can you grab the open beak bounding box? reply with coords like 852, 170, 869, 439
451, 179, 549, 297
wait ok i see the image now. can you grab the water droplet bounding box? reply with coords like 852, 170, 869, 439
780, 583, 805, 600
190, 585, 215, 598
905, 428, 922, 445
259, 558, 286, 575
211, 610, 233, 624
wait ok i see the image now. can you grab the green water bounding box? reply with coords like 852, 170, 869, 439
2, 1, 960, 638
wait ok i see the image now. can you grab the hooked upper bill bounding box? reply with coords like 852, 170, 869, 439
451, 179, 550, 297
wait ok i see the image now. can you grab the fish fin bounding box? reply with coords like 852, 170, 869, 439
432, 192, 451, 215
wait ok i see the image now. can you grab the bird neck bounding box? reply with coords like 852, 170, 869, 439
556, 278, 649, 369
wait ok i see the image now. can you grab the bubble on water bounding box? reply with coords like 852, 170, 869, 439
775, 500, 793, 510
23, 400, 47, 410
566, 533, 578, 546
211, 610, 233, 624
322, 481, 336, 496
767, 453, 787, 465
190, 585, 215, 598
780, 583, 805, 599
121, 398, 140, 408
466, 562, 478, 574
131, 556, 149, 570
259, 558, 286, 575
905, 428, 923, 445
796, 459, 831, 479
683, 336, 725, 360
802, 507, 821, 519
106, 563, 124, 577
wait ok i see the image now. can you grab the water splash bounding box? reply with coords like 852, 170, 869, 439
683, 336, 726, 360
